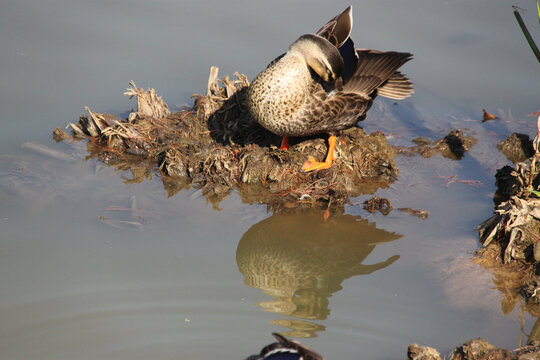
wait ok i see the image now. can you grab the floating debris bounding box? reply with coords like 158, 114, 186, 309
434, 175, 484, 188
482, 108, 498, 122
363, 196, 392, 215
98, 216, 143, 231
398, 207, 429, 219
20, 141, 76, 162
97, 196, 151, 231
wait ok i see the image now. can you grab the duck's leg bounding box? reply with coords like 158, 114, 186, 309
301, 134, 337, 172
279, 136, 290, 150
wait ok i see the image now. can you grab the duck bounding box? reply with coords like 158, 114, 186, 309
246, 6, 413, 172
245, 333, 324, 360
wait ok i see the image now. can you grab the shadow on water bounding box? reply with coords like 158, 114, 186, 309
236, 208, 401, 338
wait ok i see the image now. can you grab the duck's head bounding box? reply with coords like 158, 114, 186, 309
289, 34, 344, 82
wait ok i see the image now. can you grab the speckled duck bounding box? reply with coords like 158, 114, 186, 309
246, 6, 413, 172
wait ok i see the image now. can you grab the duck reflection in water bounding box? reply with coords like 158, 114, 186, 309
236, 209, 401, 337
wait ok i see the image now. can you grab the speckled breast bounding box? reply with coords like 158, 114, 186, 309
246, 55, 313, 137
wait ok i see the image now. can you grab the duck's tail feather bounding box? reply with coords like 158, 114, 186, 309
343, 50, 413, 98
377, 71, 414, 100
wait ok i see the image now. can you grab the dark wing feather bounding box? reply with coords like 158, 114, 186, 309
337, 37, 358, 83
377, 71, 414, 99
316, 6, 353, 48
343, 50, 413, 97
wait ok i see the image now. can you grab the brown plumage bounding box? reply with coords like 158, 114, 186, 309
246, 6, 413, 171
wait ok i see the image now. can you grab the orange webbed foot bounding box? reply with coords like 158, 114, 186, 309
300, 135, 337, 172
301, 156, 332, 172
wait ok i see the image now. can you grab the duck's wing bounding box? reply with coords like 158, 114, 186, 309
296, 81, 373, 133
343, 50, 413, 99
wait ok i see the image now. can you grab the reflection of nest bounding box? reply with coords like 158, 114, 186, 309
236, 210, 401, 320
474, 244, 540, 344
56, 69, 400, 210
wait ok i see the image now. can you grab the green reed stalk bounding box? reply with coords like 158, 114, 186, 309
513, 5, 540, 63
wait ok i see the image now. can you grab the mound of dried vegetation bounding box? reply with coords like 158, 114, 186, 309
475, 116, 540, 305
54, 68, 404, 210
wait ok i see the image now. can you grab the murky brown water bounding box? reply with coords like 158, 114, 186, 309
1, 1, 539, 359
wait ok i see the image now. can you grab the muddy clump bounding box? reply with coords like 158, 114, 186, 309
408, 339, 540, 360
476, 117, 540, 306
55, 69, 402, 210
498, 133, 536, 164
396, 129, 477, 160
